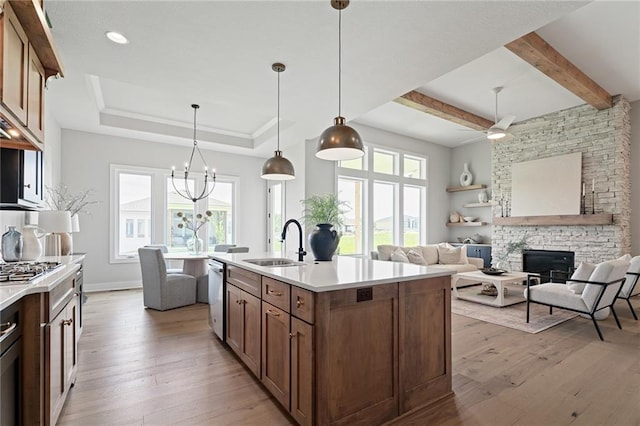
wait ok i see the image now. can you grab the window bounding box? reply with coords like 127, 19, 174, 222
116, 172, 151, 258
267, 181, 285, 253
110, 165, 237, 262
338, 145, 428, 255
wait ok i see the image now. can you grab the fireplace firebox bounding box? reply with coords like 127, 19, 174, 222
522, 249, 575, 283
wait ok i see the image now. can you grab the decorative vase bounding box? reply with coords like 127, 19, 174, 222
21, 225, 45, 261
459, 163, 473, 187
308, 224, 340, 261
2, 226, 23, 262
478, 189, 489, 203
189, 232, 203, 254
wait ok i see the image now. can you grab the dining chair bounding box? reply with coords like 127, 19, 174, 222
227, 247, 249, 253
138, 248, 196, 311
144, 244, 182, 274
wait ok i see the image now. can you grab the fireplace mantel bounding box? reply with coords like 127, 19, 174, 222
493, 214, 613, 226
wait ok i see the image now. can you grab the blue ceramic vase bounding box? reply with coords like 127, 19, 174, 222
308, 223, 339, 261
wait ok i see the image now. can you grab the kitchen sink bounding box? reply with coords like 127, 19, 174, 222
243, 258, 305, 267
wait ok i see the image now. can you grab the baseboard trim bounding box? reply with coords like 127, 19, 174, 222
85, 280, 142, 293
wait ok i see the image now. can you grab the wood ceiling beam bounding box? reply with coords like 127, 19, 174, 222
394, 91, 494, 131
505, 31, 612, 110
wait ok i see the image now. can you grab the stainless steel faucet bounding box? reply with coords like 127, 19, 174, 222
281, 219, 306, 261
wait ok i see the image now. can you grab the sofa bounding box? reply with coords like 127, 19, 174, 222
371, 243, 483, 273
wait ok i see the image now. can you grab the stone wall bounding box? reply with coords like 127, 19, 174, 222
492, 97, 631, 270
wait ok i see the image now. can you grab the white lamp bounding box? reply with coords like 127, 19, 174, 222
38, 211, 73, 256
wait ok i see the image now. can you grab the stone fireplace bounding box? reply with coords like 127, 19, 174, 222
492, 97, 631, 270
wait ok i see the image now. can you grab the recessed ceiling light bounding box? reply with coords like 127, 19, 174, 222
105, 31, 129, 44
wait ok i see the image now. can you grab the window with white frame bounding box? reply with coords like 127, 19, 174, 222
110, 165, 238, 262
337, 145, 427, 256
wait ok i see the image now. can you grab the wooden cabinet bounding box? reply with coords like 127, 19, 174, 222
261, 301, 290, 410
290, 317, 313, 426
226, 283, 261, 378
27, 43, 45, 141
1, 299, 23, 426
0, 1, 29, 125
451, 243, 492, 268
47, 295, 77, 424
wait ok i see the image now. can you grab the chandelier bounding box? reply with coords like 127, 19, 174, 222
171, 104, 216, 202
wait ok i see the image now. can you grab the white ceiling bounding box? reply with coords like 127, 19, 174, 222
45, 1, 639, 157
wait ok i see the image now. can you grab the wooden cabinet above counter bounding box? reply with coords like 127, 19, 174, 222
1, 0, 64, 150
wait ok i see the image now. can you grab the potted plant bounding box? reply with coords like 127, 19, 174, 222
301, 193, 349, 261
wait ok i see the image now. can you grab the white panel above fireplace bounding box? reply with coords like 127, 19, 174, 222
511, 152, 581, 216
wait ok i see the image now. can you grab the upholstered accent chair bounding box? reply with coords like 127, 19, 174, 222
617, 256, 640, 320
524, 258, 629, 340
138, 247, 197, 311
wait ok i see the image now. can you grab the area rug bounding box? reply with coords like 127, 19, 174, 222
451, 298, 578, 334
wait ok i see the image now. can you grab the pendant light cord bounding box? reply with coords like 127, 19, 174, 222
277, 67, 281, 151
338, 7, 342, 117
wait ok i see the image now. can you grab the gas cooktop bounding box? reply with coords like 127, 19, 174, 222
0, 261, 62, 284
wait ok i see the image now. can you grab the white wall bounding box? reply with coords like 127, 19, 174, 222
60, 129, 267, 290
631, 100, 640, 255
449, 139, 492, 244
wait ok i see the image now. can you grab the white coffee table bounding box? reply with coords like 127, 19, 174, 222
452, 270, 529, 307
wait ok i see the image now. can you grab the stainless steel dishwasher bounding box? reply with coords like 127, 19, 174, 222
208, 259, 225, 340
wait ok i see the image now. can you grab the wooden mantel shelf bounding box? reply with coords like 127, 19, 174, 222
493, 214, 613, 226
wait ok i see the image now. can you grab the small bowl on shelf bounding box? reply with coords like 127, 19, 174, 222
463, 216, 478, 222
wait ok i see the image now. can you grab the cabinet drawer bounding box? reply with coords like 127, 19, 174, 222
227, 265, 260, 298
262, 277, 290, 313
291, 286, 315, 324
48, 274, 76, 321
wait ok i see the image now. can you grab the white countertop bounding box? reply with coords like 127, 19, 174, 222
0, 255, 85, 311
210, 252, 454, 292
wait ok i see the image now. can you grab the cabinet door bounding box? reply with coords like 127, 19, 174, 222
261, 302, 290, 410
48, 307, 65, 423
63, 297, 78, 390
291, 317, 313, 426
21, 149, 40, 203
241, 292, 261, 378
1, 3, 29, 124
225, 284, 243, 355
0, 339, 23, 426
27, 44, 45, 142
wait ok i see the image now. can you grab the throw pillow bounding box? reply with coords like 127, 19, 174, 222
437, 242, 469, 264
438, 246, 463, 265
377, 245, 399, 261
390, 248, 409, 263
406, 249, 427, 265
566, 262, 596, 294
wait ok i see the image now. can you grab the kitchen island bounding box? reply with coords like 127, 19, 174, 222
210, 253, 454, 426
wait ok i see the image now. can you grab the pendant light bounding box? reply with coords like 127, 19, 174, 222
261, 63, 295, 180
171, 104, 217, 202
316, 0, 364, 161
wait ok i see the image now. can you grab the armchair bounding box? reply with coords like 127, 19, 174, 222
617, 256, 640, 320
138, 247, 197, 311
525, 258, 629, 340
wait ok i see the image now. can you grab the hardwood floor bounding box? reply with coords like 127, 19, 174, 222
58, 290, 640, 425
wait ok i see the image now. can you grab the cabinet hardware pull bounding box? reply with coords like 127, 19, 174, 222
296, 299, 304, 307
289, 332, 297, 339
0, 322, 17, 342
24, 183, 31, 188
268, 289, 283, 296
266, 309, 280, 317
62, 319, 73, 326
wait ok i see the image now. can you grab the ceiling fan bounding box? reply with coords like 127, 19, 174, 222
486, 86, 515, 140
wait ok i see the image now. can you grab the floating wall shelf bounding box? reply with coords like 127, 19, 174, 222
446, 222, 487, 227
493, 214, 613, 226
463, 202, 494, 208
446, 184, 486, 193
